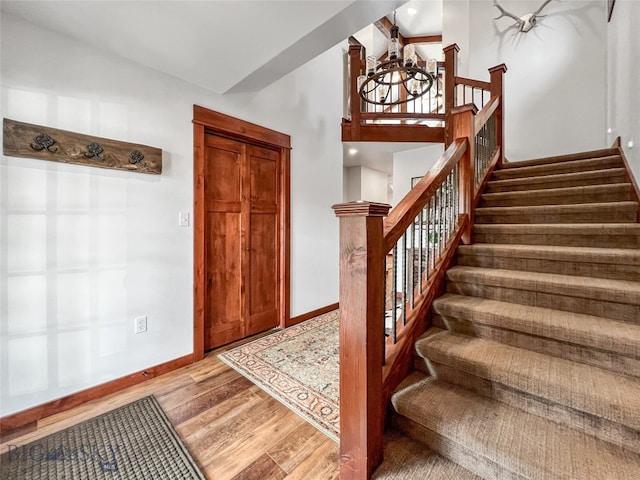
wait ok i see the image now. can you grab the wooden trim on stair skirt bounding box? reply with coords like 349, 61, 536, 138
613, 137, 640, 221
288, 302, 339, 327
0, 354, 194, 439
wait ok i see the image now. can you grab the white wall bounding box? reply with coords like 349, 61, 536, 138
444, 0, 607, 160
0, 14, 343, 415
360, 166, 389, 203
392, 144, 445, 205
607, 0, 640, 184
344, 166, 389, 203
344, 167, 362, 202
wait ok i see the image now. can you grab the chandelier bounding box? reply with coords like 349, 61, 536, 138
357, 11, 436, 106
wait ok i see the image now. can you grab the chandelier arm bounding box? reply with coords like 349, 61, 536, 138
358, 73, 435, 106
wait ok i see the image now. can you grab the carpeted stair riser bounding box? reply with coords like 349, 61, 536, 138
479, 183, 634, 208
391, 375, 640, 480
416, 330, 640, 429
485, 168, 630, 193
474, 202, 639, 224
412, 358, 640, 455
446, 267, 640, 324
499, 148, 618, 169
373, 430, 483, 479
474, 224, 640, 248
414, 330, 640, 452
491, 156, 623, 180
457, 244, 640, 281
447, 279, 640, 323
429, 314, 640, 378
391, 414, 527, 480
432, 294, 640, 361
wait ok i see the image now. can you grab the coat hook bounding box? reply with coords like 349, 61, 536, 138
30, 133, 58, 153
129, 150, 145, 164
84, 142, 105, 161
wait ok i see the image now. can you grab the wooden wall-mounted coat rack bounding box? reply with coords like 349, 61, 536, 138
3, 118, 162, 174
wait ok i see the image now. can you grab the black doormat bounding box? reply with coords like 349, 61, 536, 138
0, 396, 206, 479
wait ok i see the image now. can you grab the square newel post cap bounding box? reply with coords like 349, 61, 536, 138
489, 64, 508, 74
443, 43, 460, 53
332, 201, 391, 217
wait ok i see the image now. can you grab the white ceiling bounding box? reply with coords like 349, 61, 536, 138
344, 141, 431, 174
1, 0, 407, 94
392, 0, 443, 37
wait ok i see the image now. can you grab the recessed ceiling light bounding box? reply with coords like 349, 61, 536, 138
348, 148, 358, 155
407, 7, 417, 15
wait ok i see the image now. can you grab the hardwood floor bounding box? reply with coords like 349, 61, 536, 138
0, 335, 340, 480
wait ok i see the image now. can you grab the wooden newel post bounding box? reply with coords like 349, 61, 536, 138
489, 64, 507, 166
332, 201, 391, 480
443, 43, 460, 148
349, 44, 364, 138
451, 105, 477, 245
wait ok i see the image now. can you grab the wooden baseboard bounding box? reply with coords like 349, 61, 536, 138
0, 353, 194, 438
287, 302, 339, 327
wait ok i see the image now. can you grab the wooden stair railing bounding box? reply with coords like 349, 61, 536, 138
333, 69, 506, 480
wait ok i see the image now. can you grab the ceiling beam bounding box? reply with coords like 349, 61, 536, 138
227, 0, 406, 93
374, 17, 406, 45
405, 35, 443, 44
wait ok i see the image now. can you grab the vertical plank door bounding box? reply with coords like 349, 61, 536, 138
203, 135, 279, 350
246, 144, 279, 336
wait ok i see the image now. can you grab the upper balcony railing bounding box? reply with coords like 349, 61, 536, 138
342, 43, 503, 148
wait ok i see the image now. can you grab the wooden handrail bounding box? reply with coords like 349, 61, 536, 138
474, 96, 500, 133
361, 112, 445, 121
455, 76, 492, 90
383, 139, 467, 251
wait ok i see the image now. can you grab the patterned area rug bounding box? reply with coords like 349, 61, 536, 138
0, 396, 205, 480
219, 310, 339, 441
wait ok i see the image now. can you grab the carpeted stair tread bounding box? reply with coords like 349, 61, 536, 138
473, 223, 640, 248
499, 148, 618, 169
373, 428, 482, 479
457, 243, 640, 280
391, 375, 640, 480
432, 293, 640, 359
474, 201, 639, 224
458, 243, 640, 265
491, 156, 623, 180
415, 329, 640, 430
485, 167, 629, 193
447, 266, 640, 306
479, 183, 634, 207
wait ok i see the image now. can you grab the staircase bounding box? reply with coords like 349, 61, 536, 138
388, 148, 640, 479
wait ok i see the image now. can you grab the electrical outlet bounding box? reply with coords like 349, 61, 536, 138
135, 315, 147, 334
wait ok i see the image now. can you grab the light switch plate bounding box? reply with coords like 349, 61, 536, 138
179, 211, 190, 227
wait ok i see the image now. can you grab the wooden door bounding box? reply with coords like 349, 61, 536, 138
203, 134, 279, 350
